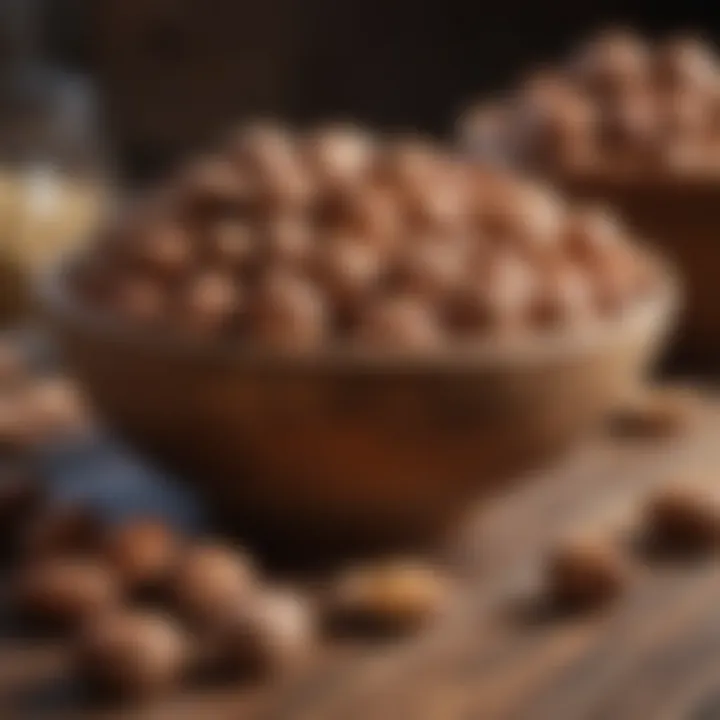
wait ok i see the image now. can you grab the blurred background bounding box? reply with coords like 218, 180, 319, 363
40, 0, 720, 182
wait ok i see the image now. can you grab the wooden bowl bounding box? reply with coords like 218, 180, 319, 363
550, 169, 720, 361
40, 260, 678, 557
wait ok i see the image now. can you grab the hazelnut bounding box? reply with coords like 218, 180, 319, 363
201, 588, 315, 679
340, 182, 404, 250
644, 484, 720, 550
105, 519, 181, 593
457, 102, 509, 160
305, 124, 376, 191
172, 542, 257, 628
204, 220, 256, 270
21, 504, 103, 560
230, 123, 313, 209
394, 237, 468, 300
326, 560, 449, 635
655, 89, 711, 143
569, 29, 651, 97
450, 251, 537, 334
546, 537, 628, 609
110, 276, 167, 326
250, 272, 328, 350
563, 206, 623, 260
315, 235, 384, 311
656, 35, 718, 93
600, 90, 659, 158
126, 221, 193, 280
261, 214, 314, 268
357, 296, 443, 350
175, 272, 240, 337
532, 262, 595, 328
75, 610, 188, 700
176, 156, 253, 212
14, 557, 121, 628
610, 385, 701, 438
480, 181, 565, 257
511, 75, 597, 168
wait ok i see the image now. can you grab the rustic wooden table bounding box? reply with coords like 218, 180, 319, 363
2, 392, 720, 720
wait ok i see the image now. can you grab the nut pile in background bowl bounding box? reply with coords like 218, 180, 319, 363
459, 30, 720, 357
42, 122, 676, 555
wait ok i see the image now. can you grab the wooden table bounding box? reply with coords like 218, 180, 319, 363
2, 393, 720, 719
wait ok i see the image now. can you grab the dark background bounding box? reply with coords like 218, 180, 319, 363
43, 0, 720, 179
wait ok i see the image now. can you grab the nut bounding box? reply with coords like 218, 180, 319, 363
200, 588, 314, 679
250, 272, 328, 350
25, 376, 91, 443
546, 536, 629, 609
105, 519, 182, 593
14, 557, 121, 628
326, 560, 449, 635
644, 484, 720, 550
174, 272, 240, 337
172, 542, 257, 627
75, 609, 188, 700
357, 296, 443, 349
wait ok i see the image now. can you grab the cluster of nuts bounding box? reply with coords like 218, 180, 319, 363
460, 30, 720, 174
545, 480, 720, 610
72, 122, 659, 349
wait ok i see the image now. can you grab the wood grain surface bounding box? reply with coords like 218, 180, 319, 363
2, 391, 720, 719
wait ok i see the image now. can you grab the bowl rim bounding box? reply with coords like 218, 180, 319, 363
39, 252, 680, 372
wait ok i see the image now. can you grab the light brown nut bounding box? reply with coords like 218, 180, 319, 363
75, 609, 189, 700
546, 536, 629, 610
325, 560, 450, 635
14, 557, 121, 629
356, 296, 443, 350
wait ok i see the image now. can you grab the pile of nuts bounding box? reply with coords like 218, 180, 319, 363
0, 339, 450, 701
459, 30, 720, 174
72, 122, 660, 349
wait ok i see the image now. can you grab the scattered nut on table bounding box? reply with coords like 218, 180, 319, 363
171, 542, 258, 627
21, 504, 104, 560
75, 609, 189, 700
545, 536, 629, 610
325, 559, 450, 635
644, 483, 720, 550
13, 557, 121, 629
105, 518, 183, 595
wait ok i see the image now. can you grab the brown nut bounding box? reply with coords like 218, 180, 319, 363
261, 214, 314, 268
250, 271, 329, 350
656, 35, 718, 93
109, 276, 167, 326
569, 28, 651, 97
105, 519, 182, 593
75, 609, 189, 700
21, 504, 104, 561
338, 182, 404, 252
14, 557, 121, 628
176, 156, 253, 213
449, 251, 537, 335
610, 385, 701, 438
326, 560, 449, 635
315, 235, 384, 313
200, 588, 315, 680
600, 90, 659, 157
125, 221, 193, 280
644, 484, 720, 550
356, 296, 443, 350
532, 261, 596, 328
394, 236, 468, 301
175, 272, 240, 337
546, 536, 629, 610
563, 206, 624, 260
204, 220, 256, 270
304, 123, 376, 191
172, 542, 257, 628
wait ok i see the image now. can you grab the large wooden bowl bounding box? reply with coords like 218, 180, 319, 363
551, 170, 720, 361
41, 261, 678, 556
